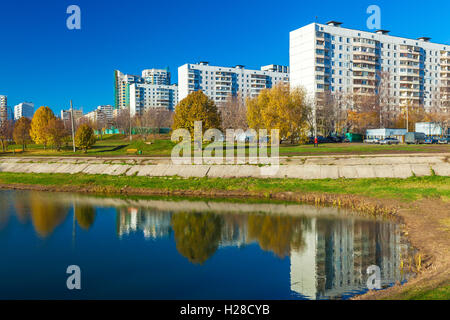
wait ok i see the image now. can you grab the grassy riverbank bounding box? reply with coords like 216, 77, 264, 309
1, 134, 448, 157
0, 172, 448, 300
0, 172, 449, 202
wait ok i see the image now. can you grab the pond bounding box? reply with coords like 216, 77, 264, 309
0, 190, 415, 300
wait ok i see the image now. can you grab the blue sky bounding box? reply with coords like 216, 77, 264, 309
0, 0, 449, 115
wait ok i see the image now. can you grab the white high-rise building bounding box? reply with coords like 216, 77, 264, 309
14, 102, 34, 120
178, 62, 289, 103
290, 21, 450, 111
129, 83, 178, 117
0, 95, 12, 123
141, 68, 171, 85
114, 69, 174, 111
0, 95, 6, 108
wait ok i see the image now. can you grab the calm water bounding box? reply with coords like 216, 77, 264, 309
0, 190, 414, 300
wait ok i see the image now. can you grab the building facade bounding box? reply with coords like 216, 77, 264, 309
114, 69, 176, 114
290, 21, 450, 111
0, 95, 12, 123
14, 102, 34, 120
141, 68, 171, 85
129, 83, 178, 116
177, 62, 289, 103
95, 105, 114, 123
61, 109, 83, 123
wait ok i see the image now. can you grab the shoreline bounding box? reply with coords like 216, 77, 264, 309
0, 173, 449, 300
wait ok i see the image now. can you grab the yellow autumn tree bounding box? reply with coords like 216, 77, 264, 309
173, 91, 221, 135
347, 110, 379, 134
246, 84, 310, 144
30, 106, 55, 149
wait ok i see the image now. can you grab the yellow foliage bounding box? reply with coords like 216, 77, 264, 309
30, 106, 55, 147
246, 84, 310, 143
173, 91, 221, 135
347, 110, 378, 134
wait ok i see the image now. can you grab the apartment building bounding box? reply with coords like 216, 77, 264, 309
178, 62, 289, 103
290, 21, 450, 111
0, 95, 12, 123
0, 95, 6, 108
14, 102, 34, 120
84, 109, 107, 125
95, 105, 114, 122
129, 83, 178, 116
114, 69, 178, 116
142, 68, 171, 85
61, 108, 83, 122
115, 69, 174, 106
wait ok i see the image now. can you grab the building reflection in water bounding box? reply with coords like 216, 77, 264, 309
290, 218, 411, 300
116, 207, 173, 240
116, 205, 412, 299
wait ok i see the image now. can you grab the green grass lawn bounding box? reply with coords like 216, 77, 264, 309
1, 134, 448, 157
0, 172, 448, 202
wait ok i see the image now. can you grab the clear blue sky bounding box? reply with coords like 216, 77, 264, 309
0, 0, 449, 115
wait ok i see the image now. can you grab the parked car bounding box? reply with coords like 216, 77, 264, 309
437, 137, 448, 144
327, 135, 343, 143
424, 136, 438, 144
405, 132, 426, 144
364, 138, 379, 144
379, 138, 400, 145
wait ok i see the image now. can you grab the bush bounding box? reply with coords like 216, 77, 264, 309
75, 124, 96, 153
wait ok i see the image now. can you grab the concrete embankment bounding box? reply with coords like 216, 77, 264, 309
0, 154, 449, 179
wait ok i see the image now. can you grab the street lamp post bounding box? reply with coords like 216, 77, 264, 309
70, 100, 76, 152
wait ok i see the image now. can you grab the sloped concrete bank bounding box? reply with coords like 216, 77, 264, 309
0, 154, 449, 179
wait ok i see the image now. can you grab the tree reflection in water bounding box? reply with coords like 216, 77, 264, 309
75, 205, 96, 230
29, 192, 69, 237
171, 212, 223, 265
247, 215, 310, 258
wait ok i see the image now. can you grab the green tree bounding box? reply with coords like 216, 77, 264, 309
173, 91, 221, 135
45, 118, 69, 151
171, 212, 223, 265
75, 124, 96, 153
30, 106, 55, 149
13, 117, 32, 151
246, 84, 310, 144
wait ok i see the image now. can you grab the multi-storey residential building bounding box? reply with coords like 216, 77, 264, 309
0, 95, 12, 123
115, 69, 173, 108
95, 105, 114, 122
178, 62, 289, 103
114, 69, 178, 116
129, 83, 178, 116
84, 109, 107, 125
290, 21, 450, 111
141, 68, 171, 85
0, 95, 6, 108
61, 108, 83, 123
14, 102, 34, 120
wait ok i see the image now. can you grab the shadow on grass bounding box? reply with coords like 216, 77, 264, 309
92, 145, 128, 153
